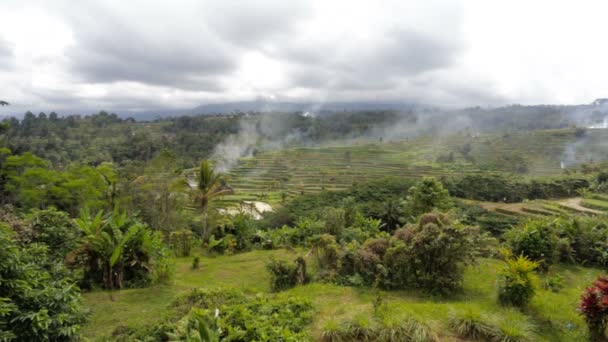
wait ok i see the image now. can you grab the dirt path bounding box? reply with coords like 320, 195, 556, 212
557, 197, 604, 215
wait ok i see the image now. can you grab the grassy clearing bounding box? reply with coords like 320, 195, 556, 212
82, 249, 601, 341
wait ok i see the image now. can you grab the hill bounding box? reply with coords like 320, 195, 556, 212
218, 128, 608, 207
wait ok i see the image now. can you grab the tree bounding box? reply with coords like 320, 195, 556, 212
186, 160, 233, 236
405, 177, 452, 216
379, 199, 404, 232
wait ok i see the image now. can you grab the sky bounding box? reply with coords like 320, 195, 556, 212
1, 0, 608, 116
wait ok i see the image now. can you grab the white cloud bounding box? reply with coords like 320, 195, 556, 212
0, 0, 607, 116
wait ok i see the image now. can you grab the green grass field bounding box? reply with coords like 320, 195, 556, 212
218, 129, 608, 207
82, 249, 602, 341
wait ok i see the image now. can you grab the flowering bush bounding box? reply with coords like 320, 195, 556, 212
579, 276, 608, 341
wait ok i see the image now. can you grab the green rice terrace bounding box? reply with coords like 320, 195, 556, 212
219, 128, 608, 207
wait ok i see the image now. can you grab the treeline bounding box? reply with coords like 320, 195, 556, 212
2, 106, 583, 168
1, 110, 415, 166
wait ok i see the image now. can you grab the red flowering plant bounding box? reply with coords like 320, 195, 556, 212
579, 276, 608, 341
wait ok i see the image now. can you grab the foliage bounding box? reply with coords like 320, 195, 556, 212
26, 208, 81, 261
185, 160, 233, 236
404, 177, 452, 216
191, 256, 200, 270
579, 276, 608, 341
505, 218, 560, 271
1, 152, 114, 213
448, 308, 497, 340
310, 234, 341, 279
383, 213, 481, 294
379, 199, 405, 232
71, 208, 173, 289
445, 173, 590, 202
134, 288, 314, 342
169, 229, 195, 257
131, 150, 189, 232
497, 251, 540, 308
543, 273, 565, 293
322, 314, 438, 342
266, 257, 309, 292
0, 224, 87, 341
449, 308, 536, 342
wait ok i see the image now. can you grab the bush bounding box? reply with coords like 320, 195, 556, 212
310, 234, 341, 279
191, 256, 200, 270
384, 214, 480, 294
505, 218, 560, 271
169, 229, 194, 257
579, 276, 608, 341
26, 208, 81, 261
497, 252, 539, 308
72, 209, 173, 289
542, 273, 565, 293
266, 257, 309, 292
169, 289, 314, 341
0, 224, 87, 340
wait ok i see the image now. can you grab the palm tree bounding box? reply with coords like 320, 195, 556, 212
380, 199, 404, 232
186, 160, 233, 236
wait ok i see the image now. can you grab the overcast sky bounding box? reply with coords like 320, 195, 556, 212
1, 0, 607, 116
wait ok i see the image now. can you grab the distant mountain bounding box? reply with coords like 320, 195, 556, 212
188, 100, 424, 115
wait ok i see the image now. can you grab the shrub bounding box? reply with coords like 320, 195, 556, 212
0, 224, 87, 340
505, 219, 560, 271
324, 207, 346, 237
27, 208, 80, 261
191, 256, 200, 270
579, 276, 608, 341
542, 273, 565, 293
384, 214, 480, 294
72, 209, 173, 289
162, 288, 314, 342
169, 229, 194, 257
310, 234, 341, 277
497, 252, 539, 308
266, 257, 309, 292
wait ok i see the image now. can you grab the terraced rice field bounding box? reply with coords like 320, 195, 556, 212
479, 196, 608, 219
216, 128, 608, 207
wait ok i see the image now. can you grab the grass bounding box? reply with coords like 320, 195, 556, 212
581, 198, 608, 211
82, 250, 601, 341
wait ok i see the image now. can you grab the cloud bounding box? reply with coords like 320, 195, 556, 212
3, 0, 607, 116
0, 37, 15, 70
